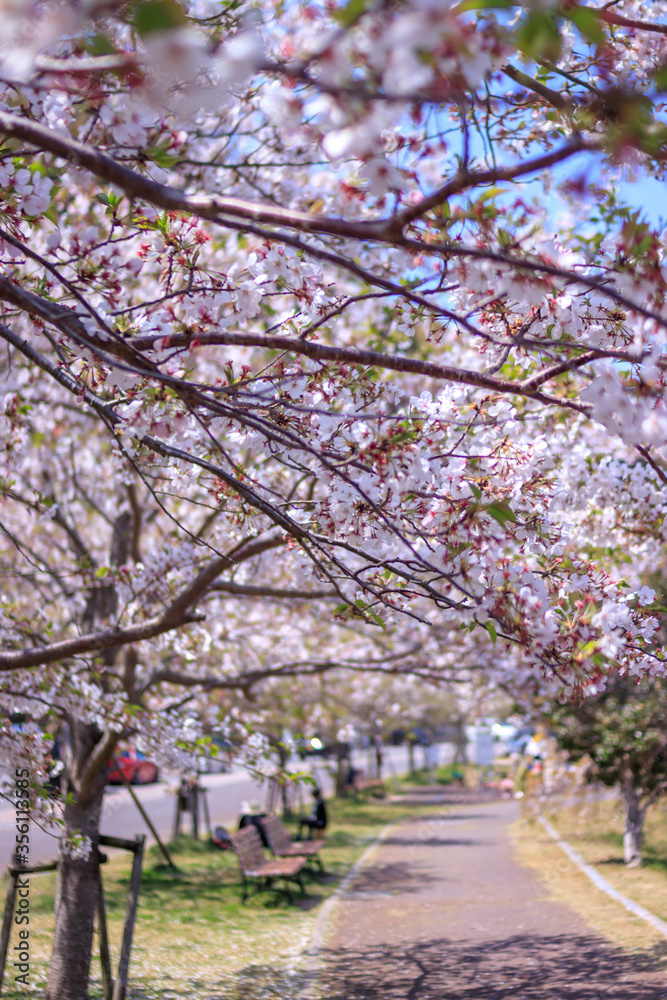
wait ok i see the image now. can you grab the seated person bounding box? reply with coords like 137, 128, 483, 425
298, 787, 327, 840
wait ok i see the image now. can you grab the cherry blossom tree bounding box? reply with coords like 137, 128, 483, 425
546, 674, 667, 866
2, 0, 667, 995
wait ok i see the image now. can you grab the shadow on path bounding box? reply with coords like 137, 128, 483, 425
378, 836, 477, 848
346, 860, 445, 895
313, 934, 667, 999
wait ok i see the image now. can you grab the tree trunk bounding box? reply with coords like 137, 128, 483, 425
277, 745, 290, 816
46, 723, 108, 1000
374, 739, 383, 780
335, 745, 348, 798
453, 718, 468, 764
621, 768, 646, 867
408, 741, 415, 775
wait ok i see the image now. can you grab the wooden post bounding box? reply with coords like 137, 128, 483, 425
189, 784, 199, 840
0, 871, 17, 995
266, 779, 276, 815
110, 758, 178, 871
173, 791, 182, 839
112, 835, 144, 1000
96, 861, 114, 1000
200, 786, 212, 839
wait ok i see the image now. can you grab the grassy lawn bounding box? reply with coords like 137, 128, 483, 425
513, 793, 667, 962
396, 763, 466, 786
2, 794, 428, 1000
398, 761, 513, 788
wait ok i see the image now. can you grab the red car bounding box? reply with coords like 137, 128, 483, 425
107, 747, 159, 785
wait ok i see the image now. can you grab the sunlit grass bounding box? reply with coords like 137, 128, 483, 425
514, 792, 667, 965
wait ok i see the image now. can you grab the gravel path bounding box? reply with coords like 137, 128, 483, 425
310, 793, 667, 999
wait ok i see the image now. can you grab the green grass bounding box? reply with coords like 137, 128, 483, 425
398, 761, 513, 787
398, 763, 464, 786
1, 794, 432, 1000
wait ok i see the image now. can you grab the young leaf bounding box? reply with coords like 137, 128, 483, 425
131, 0, 186, 36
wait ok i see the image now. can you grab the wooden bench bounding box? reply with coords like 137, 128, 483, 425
260, 815, 325, 871
230, 825, 306, 903
353, 774, 386, 797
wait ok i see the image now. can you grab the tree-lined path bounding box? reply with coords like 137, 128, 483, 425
311, 797, 667, 999
0, 743, 421, 864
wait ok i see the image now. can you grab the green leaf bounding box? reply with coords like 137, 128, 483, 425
333, 0, 370, 28
354, 598, 385, 628
654, 64, 667, 91
131, 0, 187, 36
516, 11, 561, 62
147, 143, 182, 168
566, 5, 605, 46
458, 0, 515, 9
85, 32, 117, 57
485, 500, 517, 527
483, 620, 498, 645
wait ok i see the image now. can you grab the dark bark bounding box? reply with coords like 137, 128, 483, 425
335, 744, 348, 798
276, 745, 291, 816
46, 722, 108, 1000
373, 738, 383, 780
453, 719, 468, 765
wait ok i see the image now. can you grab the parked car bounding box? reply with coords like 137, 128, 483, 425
108, 747, 159, 785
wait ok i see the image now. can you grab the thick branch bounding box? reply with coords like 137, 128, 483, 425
0, 111, 387, 242
78, 728, 122, 804
0, 614, 202, 671
0, 524, 284, 671
502, 64, 572, 111
588, 5, 667, 35
393, 136, 586, 229
163, 537, 284, 625
209, 582, 338, 599
0, 111, 589, 248
128, 327, 590, 413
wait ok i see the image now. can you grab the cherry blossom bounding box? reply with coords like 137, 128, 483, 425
1, 1, 667, 995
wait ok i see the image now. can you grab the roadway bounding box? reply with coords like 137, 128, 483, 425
0, 744, 454, 866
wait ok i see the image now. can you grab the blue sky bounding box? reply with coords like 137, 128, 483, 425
620, 176, 667, 228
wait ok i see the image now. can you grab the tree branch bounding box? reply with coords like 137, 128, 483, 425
0, 110, 388, 242
126, 327, 591, 413
208, 582, 338, 599
0, 111, 591, 248
502, 64, 572, 111
588, 5, 667, 35
392, 136, 586, 230
0, 530, 285, 670
0, 615, 202, 671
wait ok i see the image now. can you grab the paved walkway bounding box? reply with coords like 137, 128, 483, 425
310, 793, 667, 999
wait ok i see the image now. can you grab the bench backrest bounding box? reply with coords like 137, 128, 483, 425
261, 815, 292, 854
230, 825, 266, 871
